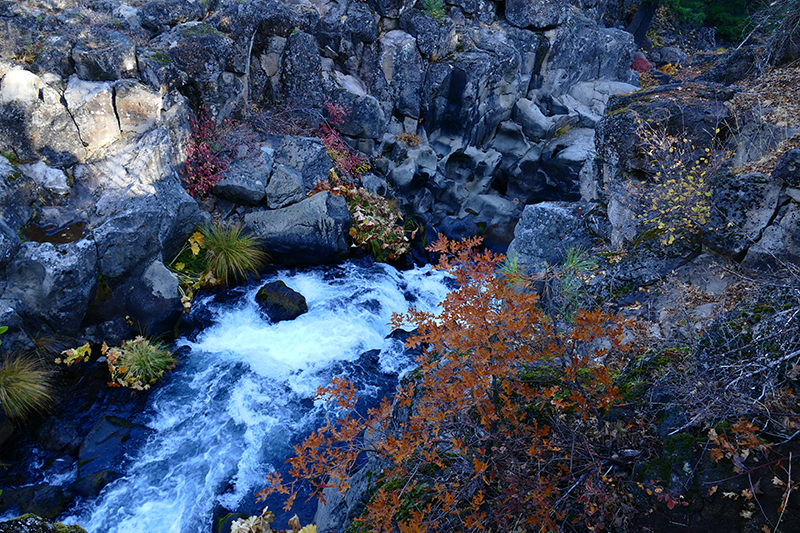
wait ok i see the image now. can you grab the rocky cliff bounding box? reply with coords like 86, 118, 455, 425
0, 0, 643, 352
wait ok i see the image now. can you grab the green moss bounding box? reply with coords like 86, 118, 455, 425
638, 433, 697, 482
554, 125, 572, 138
6, 515, 88, 533
179, 23, 222, 38
605, 106, 630, 117
149, 52, 171, 64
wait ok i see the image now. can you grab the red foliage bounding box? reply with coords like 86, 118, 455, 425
181, 108, 260, 198
631, 54, 653, 73
320, 99, 369, 180
181, 110, 229, 198
259, 237, 632, 532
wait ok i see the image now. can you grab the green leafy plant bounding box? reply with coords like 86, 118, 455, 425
423, 0, 446, 22
310, 177, 414, 262
502, 246, 598, 322
663, 0, 755, 42
0, 354, 54, 418
345, 187, 413, 262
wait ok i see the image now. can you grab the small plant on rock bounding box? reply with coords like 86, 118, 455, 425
182, 109, 229, 198
103, 337, 176, 390
628, 119, 729, 246
201, 222, 269, 286
169, 222, 269, 309
0, 354, 54, 418
346, 187, 413, 262
320, 100, 371, 180
181, 108, 261, 199
310, 174, 414, 262
58, 338, 176, 391
423, 0, 446, 21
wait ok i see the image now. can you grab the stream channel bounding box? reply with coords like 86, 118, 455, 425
17, 259, 452, 532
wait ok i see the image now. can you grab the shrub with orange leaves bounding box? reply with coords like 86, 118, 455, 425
259, 236, 629, 532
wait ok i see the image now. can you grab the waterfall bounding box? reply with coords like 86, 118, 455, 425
64, 260, 451, 533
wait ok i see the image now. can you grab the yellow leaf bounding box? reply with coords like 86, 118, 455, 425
191, 242, 201, 256
175, 262, 185, 271
298, 526, 317, 533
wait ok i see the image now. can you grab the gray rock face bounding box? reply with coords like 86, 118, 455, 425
244, 192, 351, 266
742, 202, 800, 270
423, 27, 522, 146
507, 202, 592, 268
18, 161, 71, 197
399, 10, 457, 60
3, 239, 97, 336
76, 416, 152, 498
74, 124, 201, 263
0, 70, 85, 167
140, 0, 207, 31
514, 98, 556, 140
72, 30, 139, 81
370, 0, 416, 19
127, 259, 182, 337
256, 280, 308, 322
0, 219, 20, 270
0, 301, 34, 356
379, 30, 425, 118
269, 135, 333, 191
265, 164, 305, 209
215, 149, 274, 206
32, 35, 74, 79
704, 172, 783, 261
540, 13, 636, 97
324, 76, 387, 139
64, 77, 120, 151
92, 204, 163, 282
137, 49, 190, 93
567, 81, 638, 116
35, 417, 81, 455
505, 0, 571, 29
773, 147, 800, 188
114, 80, 163, 134
540, 127, 595, 196
282, 32, 323, 106
144, 22, 233, 106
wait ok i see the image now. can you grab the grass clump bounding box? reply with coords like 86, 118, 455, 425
58, 338, 177, 391
169, 222, 269, 309
104, 337, 176, 391
0, 354, 54, 418
201, 222, 269, 286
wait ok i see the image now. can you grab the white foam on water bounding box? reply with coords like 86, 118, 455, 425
65, 261, 450, 533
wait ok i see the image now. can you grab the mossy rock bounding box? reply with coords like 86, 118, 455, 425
0, 514, 87, 533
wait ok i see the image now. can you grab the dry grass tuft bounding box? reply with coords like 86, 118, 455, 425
0, 355, 54, 419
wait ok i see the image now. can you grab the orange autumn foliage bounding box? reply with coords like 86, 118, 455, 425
258, 236, 629, 532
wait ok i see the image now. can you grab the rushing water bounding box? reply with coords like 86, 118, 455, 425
63, 259, 451, 533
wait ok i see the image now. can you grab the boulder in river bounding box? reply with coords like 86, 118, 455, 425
256, 281, 308, 323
